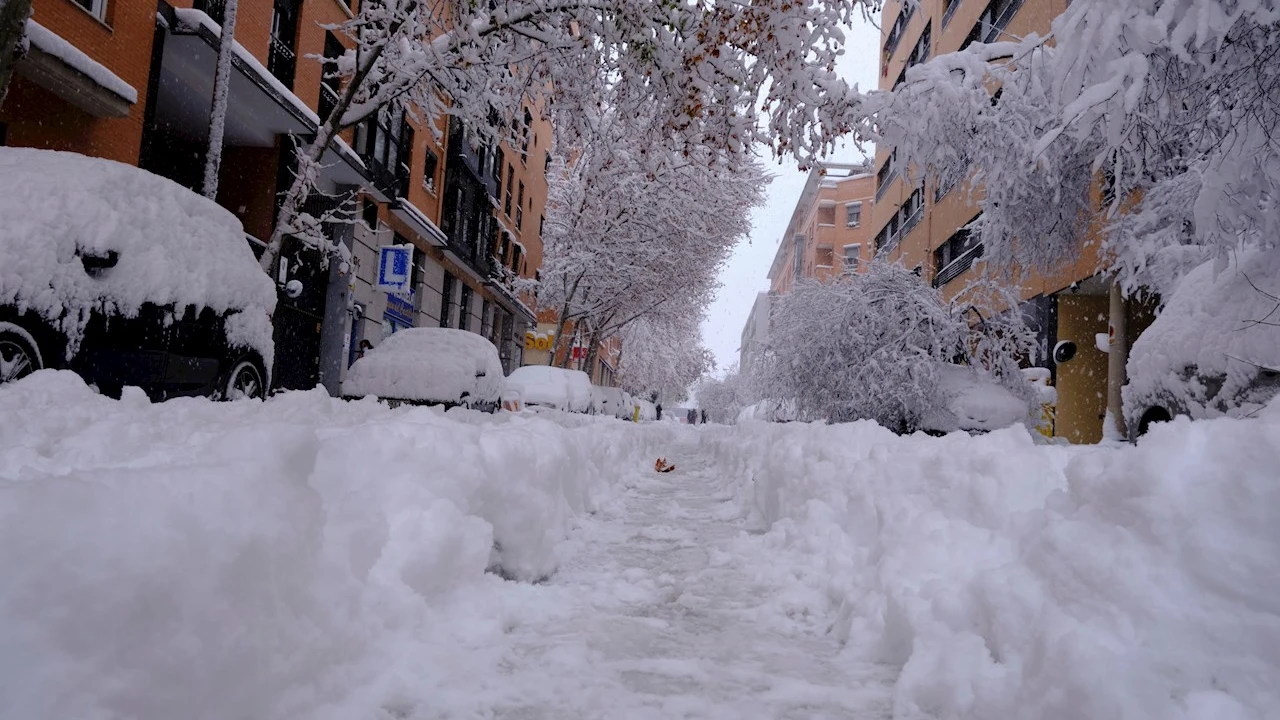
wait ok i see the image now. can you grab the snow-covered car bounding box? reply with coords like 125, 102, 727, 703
562, 369, 595, 413
1124, 248, 1280, 437
342, 328, 505, 411
506, 365, 572, 411
506, 365, 596, 413
918, 364, 1033, 435
0, 148, 276, 400
594, 385, 626, 417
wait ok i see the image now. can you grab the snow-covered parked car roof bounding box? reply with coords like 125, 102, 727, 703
0, 147, 276, 364
1124, 247, 1280, 434
562, 369, 594, 413
918, 364, 1033, 434
343, 328, 505, 407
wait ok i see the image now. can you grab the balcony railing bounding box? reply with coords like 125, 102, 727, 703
267, 34, 296, 90
875, 168, 899, 202
932, 243, 985, 288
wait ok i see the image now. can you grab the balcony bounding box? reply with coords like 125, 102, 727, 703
932, 243, 985, 288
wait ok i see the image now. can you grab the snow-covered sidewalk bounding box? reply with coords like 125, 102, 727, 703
479, 440, 895, 719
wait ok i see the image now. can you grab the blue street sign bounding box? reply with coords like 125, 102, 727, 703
376, 245, 413, 293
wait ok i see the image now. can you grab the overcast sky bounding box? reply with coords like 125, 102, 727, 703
700, 16, 883, 374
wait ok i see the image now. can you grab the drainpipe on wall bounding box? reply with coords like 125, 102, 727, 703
1105, 277, 1129, 440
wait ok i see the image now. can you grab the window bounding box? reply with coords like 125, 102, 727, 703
493, 148, 505, 185
843, 244, 862, 273
354, 102, 409, 189
422, 147, 439, 194
511, 244, 524, 274
900, 186, 925, 236
816, 245, 834, 268
845, 202, 862, 228
268, 0, 300, 90
516, 182, 525, 230
544, 151, 552, 174
193, 0, 223, 24
504, 165, 514, 216
876, 150, 898, 201
792, 236, 805, 278
458, 284, 473, 331
319, 32, 343, 121
894, 23, 932, 90
440, 272, 456, 328
539, 214, 546, 237
943, 0, 962, 26
362, 199, 378, 230
932, 224, 985, 287
520, 108, 533, 161
883, 3, 915, 59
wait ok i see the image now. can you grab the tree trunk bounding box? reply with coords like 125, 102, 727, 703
1105, 278, 1129, 440
582, 323, 604, 381
0, 0, 32, 110
202, 0, 239, 200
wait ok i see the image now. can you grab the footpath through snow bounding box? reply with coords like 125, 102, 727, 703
2, 371, 1279, 719
483, 439, 895, 718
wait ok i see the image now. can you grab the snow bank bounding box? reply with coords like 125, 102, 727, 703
1125, 246, 1280, 429
0, 148, 276, 364
702, 408, 1280, 719
0, 371, 676, 720
343, 327, 505, 405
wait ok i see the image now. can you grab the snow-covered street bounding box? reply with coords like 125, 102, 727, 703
484, 442, 894, 719
3, 371, 1280, 720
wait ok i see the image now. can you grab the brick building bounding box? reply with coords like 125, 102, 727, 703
1, 0, 556, 392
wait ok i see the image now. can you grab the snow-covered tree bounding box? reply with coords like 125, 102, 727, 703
257, 0, 872, 273
694, 366, 758, 424
536, 110, 767, 370
756, 263, 1034, 432
615, 312, 714, 406
872, 0, 1280, 294
0, 0, 31, 109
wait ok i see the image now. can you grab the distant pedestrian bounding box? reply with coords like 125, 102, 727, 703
656, 403, 663, 421
687, 408, 697, 424
701, 409, 708, 424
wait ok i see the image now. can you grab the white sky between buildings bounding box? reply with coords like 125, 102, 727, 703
701, 15, 883, 374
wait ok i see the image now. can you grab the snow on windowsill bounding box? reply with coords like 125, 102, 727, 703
24, 20, 138, 104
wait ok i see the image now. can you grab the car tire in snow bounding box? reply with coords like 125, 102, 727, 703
221, 357, 267, 400
0, 323, 44, 385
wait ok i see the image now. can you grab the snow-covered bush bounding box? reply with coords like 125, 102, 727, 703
756, 263, 1033, 432
701, 402, 1280, 719
1124, 246, 1280, 432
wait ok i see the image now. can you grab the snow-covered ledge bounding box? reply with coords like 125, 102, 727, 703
19, 20, 138, 117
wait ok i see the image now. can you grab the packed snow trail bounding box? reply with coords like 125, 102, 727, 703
476, 437, 896, 719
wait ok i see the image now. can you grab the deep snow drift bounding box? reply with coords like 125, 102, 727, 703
704, 412, 1280, 719
2, 371, 1278, 719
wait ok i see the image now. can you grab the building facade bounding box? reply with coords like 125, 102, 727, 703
1, 0, 554, 392
871, 0, 1154, 442
766, 162, 877, 294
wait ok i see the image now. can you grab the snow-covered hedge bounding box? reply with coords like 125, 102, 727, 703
702, 410, 1280, 718
1125, 246, 1280, 430
0, 371, 675, 719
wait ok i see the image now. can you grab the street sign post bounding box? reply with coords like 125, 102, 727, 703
376, 245, 413, 293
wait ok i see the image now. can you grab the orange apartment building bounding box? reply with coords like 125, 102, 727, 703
740, 162, 876, 371
869, 0, 1154, 442
0, 0, 564, 392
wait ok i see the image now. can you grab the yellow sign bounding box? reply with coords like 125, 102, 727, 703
525, 331, 555, 352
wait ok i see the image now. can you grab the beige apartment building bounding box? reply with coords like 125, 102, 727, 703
870, 0, 1155, 442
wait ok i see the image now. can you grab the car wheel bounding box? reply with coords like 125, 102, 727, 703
1137, 406, 1173, 436
222, 358, 266, 400
0, 326, 43, 385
